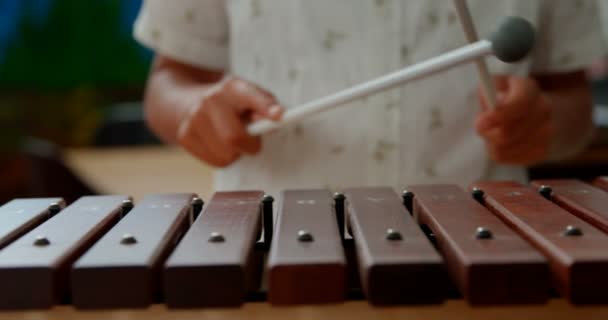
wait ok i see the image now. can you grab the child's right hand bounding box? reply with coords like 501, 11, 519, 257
177, 76, 283, 167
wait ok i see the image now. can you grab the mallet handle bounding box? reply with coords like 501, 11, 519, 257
248, 40, 493, 136
454, 0, 497, 107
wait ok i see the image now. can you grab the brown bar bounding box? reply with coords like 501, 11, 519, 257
71, 193, 194, 309
164, 191, 263, 308
345, 187, 444, 305
0, 195, 128, 309
268, 190, 346, 305
0, 198, 64, 250
531, 179, 608, 234
472, 181, 608, 304
593, 176, 608, 192
408, 185, 548, 305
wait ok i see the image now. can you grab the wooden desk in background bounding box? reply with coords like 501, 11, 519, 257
64, 146, 215, 201
2, 146, 606, 320
63, 144, 608, 199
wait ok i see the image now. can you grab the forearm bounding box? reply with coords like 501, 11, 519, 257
536, 72, 596, 161
143, 55, 224, 144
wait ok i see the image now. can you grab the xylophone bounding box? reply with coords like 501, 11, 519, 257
1, 178, 608, 320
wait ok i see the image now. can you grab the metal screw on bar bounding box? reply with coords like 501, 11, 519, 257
386, 228, 403, 241
120, 233, 137, 245
209, 232, 226, 243
121, 199, 134, 213
33, 235, 50, 247
563, 225, 583, 237
475, 227, 493, 239
471, 188, 484, 202
333, 192, 345, 202
262, 194, 274, 204
48, 202, 62, 217
191, 197, 203, 206
401, 190, 414, 213
191, 197, 204, 222
333, 192, 346, 240
191, 197, 203, 210
538, 185, 552, 200
260, 194, 274, 249
297, 230, 314, 242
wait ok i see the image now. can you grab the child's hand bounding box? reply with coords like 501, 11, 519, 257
475, 76, 553, 165
177, 76, 283, 167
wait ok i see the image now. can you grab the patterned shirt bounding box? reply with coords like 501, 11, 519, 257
134, 0, 605, 196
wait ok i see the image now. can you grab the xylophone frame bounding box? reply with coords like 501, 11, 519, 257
1, 179, 608, 320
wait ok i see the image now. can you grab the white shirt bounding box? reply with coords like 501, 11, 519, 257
134, 0, 605, 196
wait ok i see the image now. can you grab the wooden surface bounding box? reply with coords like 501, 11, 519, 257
409, 184, 548, 305
72, 193, 193, 309
64, 147, 214, 201
0, 198, 63, 249
473, 182, 608, 304
531, 179, 608, 233
164, 191, 263, 308
20, 147, 604, 319
344, 187, 444, 305
1, 300, 607, 320
268, 190, 346, 305
594, 176, 608, 191
0, 195, 127, 309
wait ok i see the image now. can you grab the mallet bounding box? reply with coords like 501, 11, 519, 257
247, 16, 535, 136
453, 0, 497, 107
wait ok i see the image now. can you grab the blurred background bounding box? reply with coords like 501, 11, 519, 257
0, 0, 607, 203
0, 0, 166, 203
0, 0, 154, 149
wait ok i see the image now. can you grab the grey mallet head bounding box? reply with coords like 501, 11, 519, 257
489, 16, 536, 63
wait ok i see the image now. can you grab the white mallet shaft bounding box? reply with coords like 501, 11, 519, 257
247, 40, 494, 136
453, 0, 497, 107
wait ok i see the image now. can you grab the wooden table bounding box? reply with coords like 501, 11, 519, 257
3, 146, 607, 320
63, 146, 215, 201
1, 300, 606, 320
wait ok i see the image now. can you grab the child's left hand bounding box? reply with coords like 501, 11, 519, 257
476, 75, 553, 165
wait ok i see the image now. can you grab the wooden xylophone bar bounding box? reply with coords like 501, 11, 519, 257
0, 179, 608, 310
471, 181, 608, 304
408, 184, 548, 304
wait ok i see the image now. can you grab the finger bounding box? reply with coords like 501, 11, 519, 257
177, 101, 240, 167
492, 75, 510, 92
499, 97, 551, 147
478, 94, 540, 134
475, 109, 499, 134
183, 107, 240, 166
179, 127, 233, 167
249, 105, 284, 124
206, 101, 262, 155
198, 111, 243, 163
251, 113, 265, 122
477, 75, 508, 111
182, 138, 225, 167
177, 116, 223, 166
479, 98, 550, 148
242, 82, 284, 121
221, 77, 284, 120
487, 124, 551, 165
476, 76, 511, 128
265, 104, 284, 121
250, 112, 280, 122
493, 76, 541, 124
